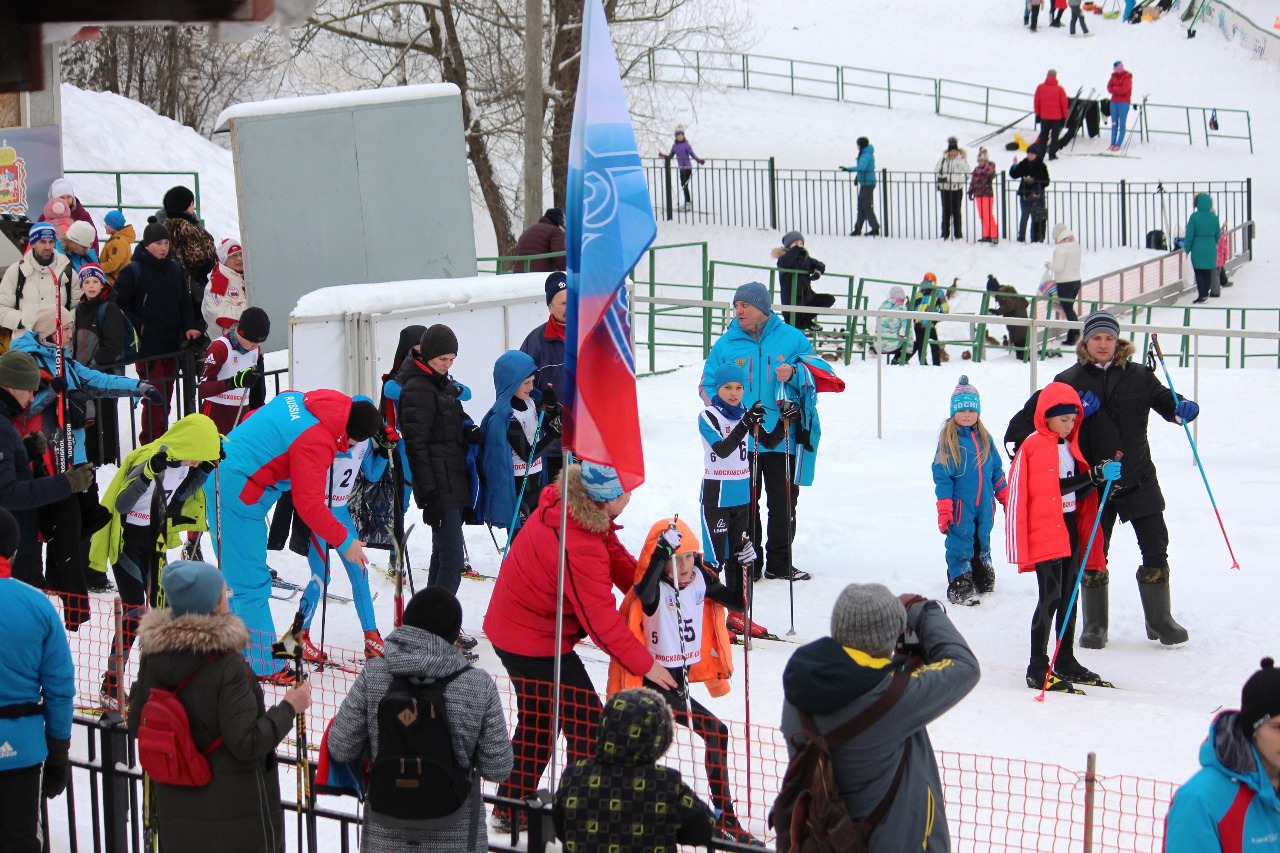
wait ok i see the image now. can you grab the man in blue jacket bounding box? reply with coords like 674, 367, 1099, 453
842, 137, 880, 237
518, 271, 567, 484
0, 505, 75, 852
700, 282, 814, 581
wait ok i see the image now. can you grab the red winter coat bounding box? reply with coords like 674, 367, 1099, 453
482, 468, 653, 677
1107, 70, 1133, 104
1034, 77, 1070, 121
1006, 382, 1107, 572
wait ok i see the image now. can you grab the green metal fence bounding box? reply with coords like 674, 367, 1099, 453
64, 170, 203, 226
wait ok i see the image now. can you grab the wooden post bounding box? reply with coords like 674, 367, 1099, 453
1083, 751, 1097, 853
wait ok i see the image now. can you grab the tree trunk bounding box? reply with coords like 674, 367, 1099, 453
547, 0, 583, 210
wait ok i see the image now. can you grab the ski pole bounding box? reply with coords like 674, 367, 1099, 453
1149, 334, 1239, 569
738, 530, 753, 826
1039, 453, 1120, 702
749, 424, 760, 636
503, 409, 546, 562
778, 395, 797, 637
667, 517, 691, 716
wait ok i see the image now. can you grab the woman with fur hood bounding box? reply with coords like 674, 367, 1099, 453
935, 137, 971, 241
128, 560, 311, 853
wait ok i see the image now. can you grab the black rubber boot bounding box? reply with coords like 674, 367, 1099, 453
1137, 566, 1189, 645
1079, 582, 1109, 649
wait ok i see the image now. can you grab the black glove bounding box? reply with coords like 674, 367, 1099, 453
198, 458, 218, 474
463, 424, 482, 445
541, 385, 558, 411
23, 431, 48, 459
64, 464, 96, 494
742, 401, 766, 428
231, 366, 262, 389
422, 495, 443, 528
138, 382, 164, 404
778, 400, 800, 421
42, 737, 70, 799
47, 376, 68, 395
144, 448, 169, 479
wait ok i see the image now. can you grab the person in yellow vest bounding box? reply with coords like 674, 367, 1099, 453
607, 516, 762, 847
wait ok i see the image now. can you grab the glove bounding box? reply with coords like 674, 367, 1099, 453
231, 367, 261, 389
1079, 390, 1101, 419
144, 448, 169, 479
64, 464, 95, 494
735, 536, 758, 567
23, 431, 47, 459
777, 399, 799, 421
138, 381, 164, 404
994, 487, 1009, 508
42, 737, 71, 799
541, 385, 558, 411
422, 495, 443, 528
1175, 399, 1199, 423
198, 459, 218, 474
697, 158, 706, 165
1091, 459, 1122, 483
839, 165, 854, 172
936, 499, 954, 534
47, 376, 68, 395
897, 593, 930, 614
742, 401, 766, 429
374, 428, 399, 452
657, 527, 682, 556
463, 424, 482, 445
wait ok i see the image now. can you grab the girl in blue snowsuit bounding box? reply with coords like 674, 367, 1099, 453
932, 375, 1007, 605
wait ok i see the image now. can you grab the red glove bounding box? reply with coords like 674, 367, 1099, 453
936, 499, 954, 534
995, 487, 1009, 509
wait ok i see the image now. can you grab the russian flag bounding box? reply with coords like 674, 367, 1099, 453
561, 0, 656, 492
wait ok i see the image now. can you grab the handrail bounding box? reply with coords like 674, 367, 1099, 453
63, 169, 204, 231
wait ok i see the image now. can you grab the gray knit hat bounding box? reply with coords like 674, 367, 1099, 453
830, 583, 907, 657
1082, 310, 1120, 342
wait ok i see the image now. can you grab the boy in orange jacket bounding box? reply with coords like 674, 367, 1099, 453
1006, 381, 1120, 693
608, 517, 760, 846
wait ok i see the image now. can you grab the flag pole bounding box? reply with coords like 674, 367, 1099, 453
549, 450, 572, 795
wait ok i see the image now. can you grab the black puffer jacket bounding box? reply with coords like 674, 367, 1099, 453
0, 388, 71, 556
396, 356, 472, 509
128, 608, 296, 853
773, 245, 826, 308
111, 243, 198, 357
1005, 338, 1182, 520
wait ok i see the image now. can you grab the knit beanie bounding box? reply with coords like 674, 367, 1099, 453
162, 185, 196, 217
1045, 402, 1078, 419
0, 351, 41, 391
544, 271, 567, 306
162, 561, 224, 617
103, 210, 126, 231
947, 137, 959, 152
830, 583, 906, 658
217, 237, 243, 265
579, 461, 624, 502
950, 375, 981, 416
888, 286, 906, 302
78, 263, 109, 286
1114, 61, 1124, 70
732, 282, 772, 317
64, 220, 97, 248
986, 274, 1002, 292
345, 399, 382, 443
856, 136, 869, 149
781, 230, 804, 248
544, 208, 565, 228
28, 221, 57, 243
713, 362, 747, 390
236, 307, 271, 343
1082, 310, 1120, 342
49, 178, 75, 200
0, 507, 17, 559
402, 586, 463, 644
1239, 658, 1280, 737
141, 217, 170, 248
419, 324, 459, 362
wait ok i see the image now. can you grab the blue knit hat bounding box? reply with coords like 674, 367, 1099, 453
28, 221, 57, 243
544, 271, 567, 306
104, 210, 127, 231
579, 461, 624, 502
950, 374, 980, 416
713, 362, 747, 390
732, 282, 772, 316
162, 561, 225, 617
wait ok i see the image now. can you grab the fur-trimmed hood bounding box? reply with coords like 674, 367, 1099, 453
137, 608, 250, 656
1075, 335, 1136, 367
564, 462, 613, 534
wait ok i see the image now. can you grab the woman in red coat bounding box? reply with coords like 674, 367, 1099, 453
1107, 61, 1133, 151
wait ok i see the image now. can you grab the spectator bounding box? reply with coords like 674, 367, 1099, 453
1107, 62, 1133, 151
908, 273, 949, 367
876, 286, 913, 364
328, 587, 513, 853
1010, 145, 1051, 243
0, 221, 82, 348
127, 560, 312, 853
1027, 0, 1043, 31
1067, 0, 1090, 35
518, 272, 567, 484
60, 221, 101, 274
969, 146, 999, 244
1034, 70, 1070, 159
111, 217, 202, 443
985, 275, 1031, 361
40, 199, 73, 244
780, 584, 980, 853
161, 185, 218, 301
0, 505, 74, 853
659, 126, 705, 212
842, 136, 880, 237
554, 687, 716, 851
772, 231, 833, 330
935, 138, 970, 241
98, 210, 134, 285
1047, 223, 1083, 344
1165, 657, 1280, 851
202, 237, 249, 335
1050, 0, 1066, 27
48, 177, 99, 252
509, 208, 566, 273
1184, 193, 1221, 304
73, 263, 130, 465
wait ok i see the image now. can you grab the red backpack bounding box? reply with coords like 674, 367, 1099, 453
137, 652, 229, 786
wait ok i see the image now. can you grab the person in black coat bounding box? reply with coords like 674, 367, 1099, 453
518, 272, 567, 484
509, 208, 566, 273
111, 218, 202, 444
73, 265, 128, 466
985, 275, 1030, 362
1004, 311, 1198, 651
397, 324, 477, 594
771, 231, 834, 330
1009, 146, 1051, 243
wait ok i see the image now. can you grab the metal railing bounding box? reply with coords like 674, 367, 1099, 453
63, 170, 204, 232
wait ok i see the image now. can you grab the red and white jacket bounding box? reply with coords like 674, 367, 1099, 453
201, 263, 248, 334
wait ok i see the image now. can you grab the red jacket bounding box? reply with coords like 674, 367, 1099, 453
1034, 77, 1070, 121
1005, 382, 1107, 572
482, 472, 653, 676
1107, 70, 1133, 104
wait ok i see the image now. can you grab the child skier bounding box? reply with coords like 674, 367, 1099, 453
198, 306, 269, 435
908, 273, 950, 366
1006, 381, 1120, 692
296, 395, 389, 661
88, 412, 222, 708
607, 517, 760, 846
933, 375, 1008, 605
698, 362, 776, 638
876, 285, 912, 364
478, 350, 561, 544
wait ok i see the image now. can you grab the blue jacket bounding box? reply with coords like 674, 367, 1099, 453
1165, 711, 1280, 852
855, 145, 876, 187
700, 314, 812, 455
479, 350, 539, 531
932, 424, 1007, 511
0, 571, 75, 772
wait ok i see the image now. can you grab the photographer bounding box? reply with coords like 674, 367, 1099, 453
780, 583, 980, 852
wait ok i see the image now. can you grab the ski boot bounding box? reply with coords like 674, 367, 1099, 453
972, 561, 996, 596
716, 812, 764, 847
1138, 566, 1189, 645
298, 629, 329, 663
1053, 657, 1114, 688
259, 668, 299, 687
363, 629, 386, 659
456, 630, 479, 650
726, 612, 771, 639
947, 572, 980, 606
764, 565, 812, 581
86, 573, 116, 593
1027, 660, 1080, 693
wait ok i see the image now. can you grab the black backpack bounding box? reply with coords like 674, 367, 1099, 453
368, 668, 477, 824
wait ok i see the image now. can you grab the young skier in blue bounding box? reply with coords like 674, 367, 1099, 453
932, 375, 1008, 606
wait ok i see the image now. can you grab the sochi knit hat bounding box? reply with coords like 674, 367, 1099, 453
419, 324, 459, 362
950, 374, 981, 416
236, 307, 271, 343
141, 217, 170, 248
713, 362, 747, 390
103, 210, 127, 231
0, 351, 41, 391
64, 220, 97, 249
162, 185, 196, 217
162, 561, 225, 617
544, 271, 567, 306
1239, 657, 1280, 737
830, 583, 907, 658
1082, 310, 1120, 342
402, 586, 463, 644
579, 461, 625, 502
781, 230, 804, 248
732, 281, 772, 316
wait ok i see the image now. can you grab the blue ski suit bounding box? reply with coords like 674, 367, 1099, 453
932, 424, 1007, 581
